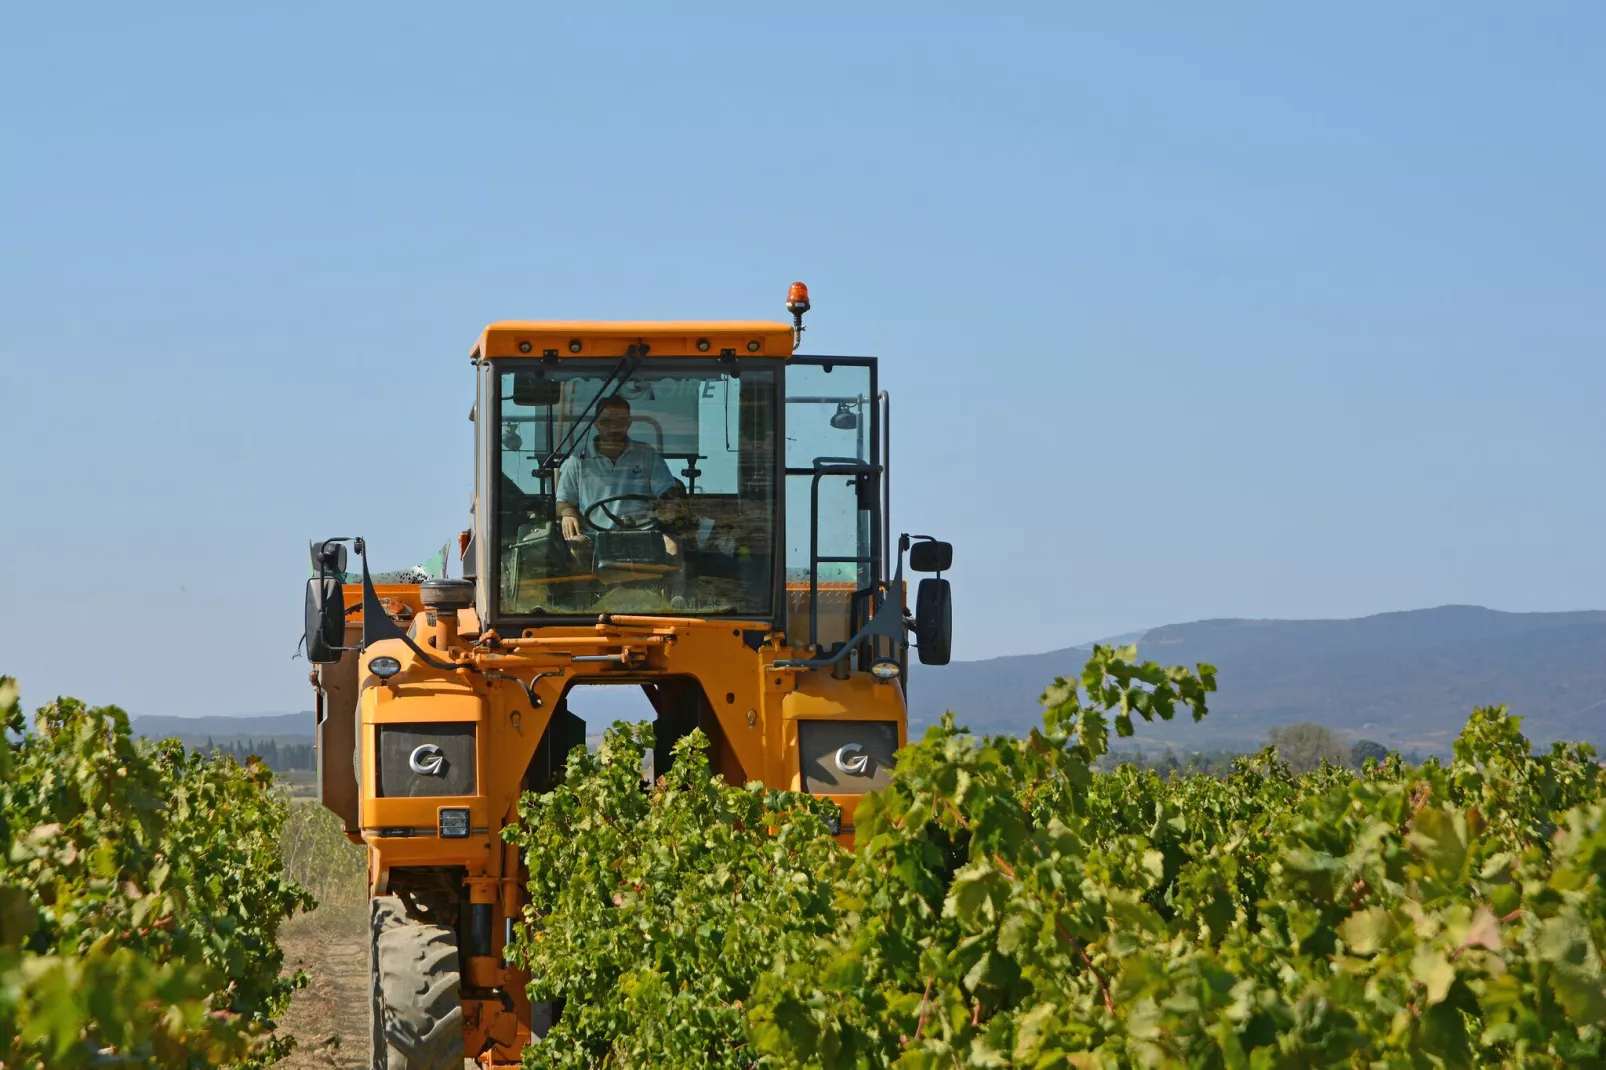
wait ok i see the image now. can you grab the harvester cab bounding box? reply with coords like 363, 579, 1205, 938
301, 286, 954, 1068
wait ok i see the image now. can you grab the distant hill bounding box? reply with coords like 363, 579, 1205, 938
130, 607, 1606, 758
132, 712, 313, 746
911, 606, 1606, 755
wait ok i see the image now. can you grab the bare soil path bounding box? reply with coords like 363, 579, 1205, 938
274, 907, 370, 1069
274, 906, 480, 1069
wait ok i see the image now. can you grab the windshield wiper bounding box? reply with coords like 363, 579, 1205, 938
540, 343, 648, 472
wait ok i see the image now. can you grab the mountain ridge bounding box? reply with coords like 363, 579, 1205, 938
128, 606, 1606, 757
915, 605, 1606, 753
131, 712, 313, 744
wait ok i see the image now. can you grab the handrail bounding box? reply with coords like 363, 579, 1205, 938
804, 457, 884, 649
880, 391, 891, 586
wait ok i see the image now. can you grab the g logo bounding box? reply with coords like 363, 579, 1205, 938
409, 744, 446, 776
834, 743, 870, 776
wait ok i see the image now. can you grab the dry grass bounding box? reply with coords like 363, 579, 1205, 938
273, 797, 371, 1067
278, 795, 368, 912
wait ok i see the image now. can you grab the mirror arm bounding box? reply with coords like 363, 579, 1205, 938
357, 543, 466, 674
774, 560, 908, 670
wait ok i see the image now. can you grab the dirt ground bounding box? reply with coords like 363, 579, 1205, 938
273, 905, 483, 1069
273, 906, 371, 1069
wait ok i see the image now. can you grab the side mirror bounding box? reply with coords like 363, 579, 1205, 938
914, 578, 952, 665
304, 576, 346, 664
908, 540, 952, 573
511, 373, 561, 408
305, 538, 348, 664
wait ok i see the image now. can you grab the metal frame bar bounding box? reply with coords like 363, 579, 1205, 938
804, 459, 883, 649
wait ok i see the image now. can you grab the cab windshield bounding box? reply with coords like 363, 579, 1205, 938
495, 362, 778, 619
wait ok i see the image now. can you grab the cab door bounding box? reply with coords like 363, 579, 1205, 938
783, 357, 882, 653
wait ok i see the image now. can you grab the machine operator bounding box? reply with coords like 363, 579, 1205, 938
554, 395, 686, 550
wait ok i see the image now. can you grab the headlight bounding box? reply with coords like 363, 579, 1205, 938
869, 658, 901, 681
438, 807, 470, 839
370, 656, 402, 679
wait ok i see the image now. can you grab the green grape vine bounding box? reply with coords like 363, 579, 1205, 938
0, 677, 316, 1069
509, 645, 1606, 1068
502, 723, 847, 1068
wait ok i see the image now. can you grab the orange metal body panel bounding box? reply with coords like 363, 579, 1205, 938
778, 671, 907, 836
475, 320, 794, 360
352, 609, 902, 858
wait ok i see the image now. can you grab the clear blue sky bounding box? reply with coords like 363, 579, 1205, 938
3, 4, 1602, 719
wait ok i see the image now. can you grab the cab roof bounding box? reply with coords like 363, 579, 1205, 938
474, 321, 795, 361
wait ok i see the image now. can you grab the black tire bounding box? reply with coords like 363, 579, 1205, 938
370, 893, 464, 1070
369, 913, 385, 1070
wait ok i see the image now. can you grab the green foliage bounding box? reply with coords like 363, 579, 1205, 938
510, 644, 1606, 1068
746, 644, 1219, 1067
0, 677, 316, 1068
1351, 738, 1390, 767
1266, 720, 1348, 774
501, 721, 847, 1068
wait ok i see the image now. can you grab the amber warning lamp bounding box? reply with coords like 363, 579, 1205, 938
787, 281, 811, 348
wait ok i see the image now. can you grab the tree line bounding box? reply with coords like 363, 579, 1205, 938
204, 736, 316, 772
1101, 720, 1423, 776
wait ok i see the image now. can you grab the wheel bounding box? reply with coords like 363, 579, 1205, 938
370, 892, 465, 1070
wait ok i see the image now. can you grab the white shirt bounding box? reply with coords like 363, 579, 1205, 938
555, 437, 677, 529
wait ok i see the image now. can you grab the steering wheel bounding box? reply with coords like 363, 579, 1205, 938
583, 493, 663, 531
